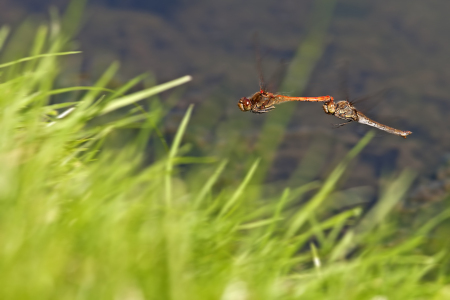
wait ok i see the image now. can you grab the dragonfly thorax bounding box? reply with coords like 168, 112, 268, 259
238, 91, 274, 113
334, 101, 358, 121
322, 100, 358, 121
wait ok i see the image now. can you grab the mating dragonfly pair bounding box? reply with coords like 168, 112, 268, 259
237, 88, 412, 138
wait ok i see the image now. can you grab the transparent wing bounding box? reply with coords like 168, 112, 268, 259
252, 32, 267, 92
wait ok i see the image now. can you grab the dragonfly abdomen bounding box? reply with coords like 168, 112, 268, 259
356, 111, 412, 138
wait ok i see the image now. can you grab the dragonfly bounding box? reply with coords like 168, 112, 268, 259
238, 90, 334, 114
322, 62, 412, 138
322, 99, 412, 138
237, 34, 333, 114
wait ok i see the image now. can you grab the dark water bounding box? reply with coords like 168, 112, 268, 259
95, 0, 180, 16
2, 0, 450, 206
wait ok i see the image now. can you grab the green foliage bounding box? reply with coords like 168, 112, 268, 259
0, 7, 448, 300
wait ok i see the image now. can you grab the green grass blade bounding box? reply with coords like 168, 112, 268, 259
100, 75, 192, 115
25, 26, 48, 72
169, 104, 194, 160
285, 131, 374, 238
219, 158, 260, 218
195, 160, 228, 207
61, 0, 88, 39
105, 74, 148, 101
0, 51, 81, 69
418, 209, 450, 236
79, 61, 119, 108
165, 104, 194, 206
330, 170, 415, 261
324, 208, 361, 250
355, 171, 415, 235
265, 188, 290, 238
0, 26, 10, 52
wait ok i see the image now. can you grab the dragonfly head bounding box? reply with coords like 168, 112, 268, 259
238, 97, 252, 112
322, 101, 336, 115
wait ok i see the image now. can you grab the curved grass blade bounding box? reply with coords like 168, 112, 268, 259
355, 171, 415, 235
77, 61, 120, 112
104, 74, 148, 101
194, 160, 228, 207
285, 131, 374, 239
25, 26, 48, 72
0, 51, 81, 69
61, 0, 88, 39
0, 26, 10, 52
330, 170, 415, 261
100, 75, 192, 116
47, 86, 115, 96
219, 158, 260, 218
165, 104, 194, 206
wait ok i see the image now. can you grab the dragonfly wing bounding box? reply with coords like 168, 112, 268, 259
334, 59, 351, 101
333, 120, 353, 128
266, 59, 288, 94
253, 32, 267, 92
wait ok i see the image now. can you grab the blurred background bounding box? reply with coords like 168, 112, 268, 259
1, 0, 449, 213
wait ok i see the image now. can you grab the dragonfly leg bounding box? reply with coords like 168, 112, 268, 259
333, 120, 353, 128
252, 106, 275, 114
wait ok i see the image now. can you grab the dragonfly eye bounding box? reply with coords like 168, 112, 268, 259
238, 97, 252, 111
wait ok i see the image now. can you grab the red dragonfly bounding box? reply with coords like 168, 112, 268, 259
238, 90, 334, 114
237, 34, 333, 114
322, 98, 412, 138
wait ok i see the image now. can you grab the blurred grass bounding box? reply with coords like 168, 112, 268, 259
0, 3, 448, 300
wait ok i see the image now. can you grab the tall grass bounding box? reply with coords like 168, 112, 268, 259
0, 9, 448, 300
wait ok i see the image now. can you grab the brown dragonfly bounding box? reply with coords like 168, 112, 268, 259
322, 99, 412, 138
323, 62, 412, 138
237, 34, 333, 114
